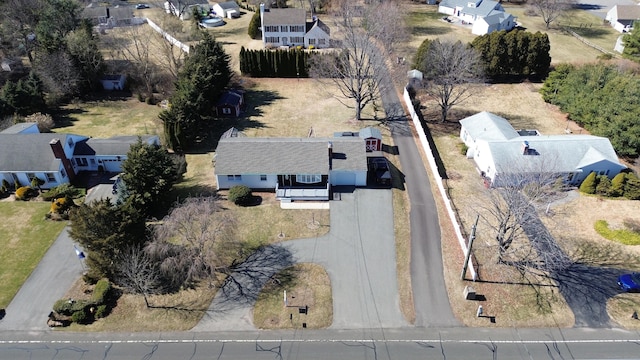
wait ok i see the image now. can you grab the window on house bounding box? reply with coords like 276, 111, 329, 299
77, 158, 88, 166
281, 25, 287, 31
291, 36, 304, 43
296, 174, 321, 184
61, 169, 66, 178
318, 39, 326, 45
265, 36, 280, 43
265, 25, 279, 32
26, 173, 36, 182
289, 25, 304, 32
222, 108, 232, 114
46, 173, 56, 182
260, 174, 267, 181
227, 175, 242, 181
309, 38, 316, 45
67, 137, 74, 146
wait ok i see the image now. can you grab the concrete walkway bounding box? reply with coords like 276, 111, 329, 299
193, 189, 407, 331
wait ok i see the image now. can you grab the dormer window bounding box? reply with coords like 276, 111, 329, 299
67, 137, 74, 146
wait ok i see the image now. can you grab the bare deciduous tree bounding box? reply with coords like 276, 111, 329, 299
310, 1, 398, 120
146, 197, 240, 290
362, 0, 407, 55
422, 39, 484, 123
33, 51, 81, 104
151, 16, 188, 85
477, 153, 573, 273
0, 0, 41, 63
116, 247, 162, 308
528, 0, 574, 29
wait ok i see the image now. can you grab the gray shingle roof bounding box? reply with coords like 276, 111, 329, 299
0, 122, 38, 134
262, 8, 306, 26
216, 1, 239, 10
484, 135, 623, 173
460, 111, 520, 141
215, 137, 366, 175
440, 0, 501, 17
611, 5, 640, 21
0, 133, 84, 172
74, 135, 158, 156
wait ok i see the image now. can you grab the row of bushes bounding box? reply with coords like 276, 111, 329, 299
579, 171, 640, 199
51, 279, 113, 325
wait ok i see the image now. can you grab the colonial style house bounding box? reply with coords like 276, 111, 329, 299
214, 137, 367, 201
438, 0, 516, 35
0, 123, 159, 190
459, 112, 626, 187
259, 4, 330, 48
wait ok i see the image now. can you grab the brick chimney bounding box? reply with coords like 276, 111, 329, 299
49, 138, 76, 181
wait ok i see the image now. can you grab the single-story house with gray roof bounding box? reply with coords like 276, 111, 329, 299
0, 123, 159, 189
606, 5, 640, 33
459, 112, 626, 187
438, 0, 515, 35
214, 137, 367, 200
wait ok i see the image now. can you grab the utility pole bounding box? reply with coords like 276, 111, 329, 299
461, 215, 479, 280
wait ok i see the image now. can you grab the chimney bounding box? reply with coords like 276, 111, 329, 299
50, 138, 76, 181
328, 141, 333, 170
521, 141, 530, 155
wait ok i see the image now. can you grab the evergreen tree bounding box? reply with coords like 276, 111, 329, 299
413, 38, 432, 73
120, 138, 178, 217
579, 172, 597, 194
248, 11, 261, 39
159, 33, 231, 151
623, 21, 640, 62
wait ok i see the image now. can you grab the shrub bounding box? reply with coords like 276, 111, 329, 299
53, 298, 90, 316
579, 172, 597, 194
458, 143, 469, 156
228, 185, 253, 205
50, 195, 75, 215
94, 304, 108, 319
610, 172, 626, 197
25, 112, 55, 133
1, 179, 9, 191
41, 183, 84, 201
31, 177, 44, 189
15, 186, 37, 200
91, 279, 112, 304
71, 310, 88, 324
624, 173, 640, 200
595, 175, 611, 195
137, 93, 144, 102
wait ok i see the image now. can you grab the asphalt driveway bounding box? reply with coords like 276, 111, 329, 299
194, 188, 407, 331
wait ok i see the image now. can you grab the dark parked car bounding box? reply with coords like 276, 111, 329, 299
618, 273, 640, 292
135, 3, 150, 9
369, 157, 391, 187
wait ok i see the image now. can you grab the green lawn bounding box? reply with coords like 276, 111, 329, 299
0, 202, 67, 308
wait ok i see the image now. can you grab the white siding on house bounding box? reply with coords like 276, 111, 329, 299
216, 174, 278, 190
305, 25, 330, 48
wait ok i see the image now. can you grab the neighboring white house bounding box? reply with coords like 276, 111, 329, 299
459, 112, 626, 187
438, 0, 516, 35
606, 5, 640, 33
214, 137, 367, 201
165, 0, 210, 20
212, 1, 240, 18
259, 4, 330, 48
81, 6, 144, 28
0, 123, 160, 189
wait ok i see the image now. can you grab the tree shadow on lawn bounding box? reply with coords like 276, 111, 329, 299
411, 25, 452, 37
51, 107, 88, 128
207, 244, 295, 314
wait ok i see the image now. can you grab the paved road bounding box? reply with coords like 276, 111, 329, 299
0, 227, 83, 331
377, 63, 459, 327
3, 327, 640, 359
194, 189, 407, 331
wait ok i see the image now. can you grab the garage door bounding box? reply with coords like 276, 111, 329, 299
102, 159, 123, 172
332, 172, 356, 186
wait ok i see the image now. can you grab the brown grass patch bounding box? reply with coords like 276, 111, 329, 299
253, 263, 333, 329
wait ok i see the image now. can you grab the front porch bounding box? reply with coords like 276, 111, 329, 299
276, 183, 330, 201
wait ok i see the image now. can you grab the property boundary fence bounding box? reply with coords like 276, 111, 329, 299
146, 18, 190, 54
401, 86, 478, 280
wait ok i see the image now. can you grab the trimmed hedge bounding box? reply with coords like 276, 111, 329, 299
91, 279, 111, 304
15, 186, 38, 200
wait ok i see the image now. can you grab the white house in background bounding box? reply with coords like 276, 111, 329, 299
100, 74, 126, 91
0, 123, 159, 189
438, 0, 516, 35
259, 4, 330, 48
459, 112, 626, 187
212, 1, 240, 18
214, 137, 367, 201
165, 0, 210, 20
606, 5, 640, 32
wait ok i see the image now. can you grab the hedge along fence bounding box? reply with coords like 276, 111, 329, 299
402, 86, 478, 281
